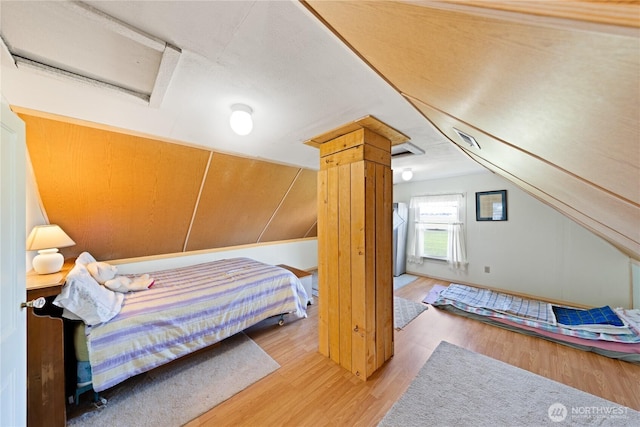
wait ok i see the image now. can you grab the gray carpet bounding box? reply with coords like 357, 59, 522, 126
393, 274, 418, 290
68, 333, 279, 427
379, 341, 640, 426
311, 271, 420, 296
394, 296, 427, 329
311, 271, 426, 330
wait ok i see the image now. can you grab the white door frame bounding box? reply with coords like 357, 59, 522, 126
0, 97, 27, 427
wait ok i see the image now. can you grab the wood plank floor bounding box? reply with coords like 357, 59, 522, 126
186, 276, 640, 426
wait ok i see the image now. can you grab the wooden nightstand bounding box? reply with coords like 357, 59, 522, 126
25, 260, 74, 427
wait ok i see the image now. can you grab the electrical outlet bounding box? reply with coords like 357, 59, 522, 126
484, 266, 490, 273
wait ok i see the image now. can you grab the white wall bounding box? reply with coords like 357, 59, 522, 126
25, 146, 47, 271
109, 238, 318, 275
394, 171, 632, 308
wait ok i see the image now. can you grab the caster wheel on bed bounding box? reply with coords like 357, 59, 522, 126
93, 396, 108, 409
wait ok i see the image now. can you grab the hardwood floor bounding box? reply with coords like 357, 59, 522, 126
186, 276, 640, 426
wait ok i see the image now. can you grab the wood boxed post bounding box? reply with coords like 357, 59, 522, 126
306, 116, 408, 380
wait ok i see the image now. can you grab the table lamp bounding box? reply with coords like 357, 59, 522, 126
26, 224, 76, 274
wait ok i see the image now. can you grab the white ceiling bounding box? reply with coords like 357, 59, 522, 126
0, 0, 486, 183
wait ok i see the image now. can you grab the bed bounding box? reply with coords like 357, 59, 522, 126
425, 283, 640, 363
54, 253, 308, 393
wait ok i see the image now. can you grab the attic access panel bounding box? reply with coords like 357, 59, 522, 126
0, 1, 180, 106
391, 141, 426, 158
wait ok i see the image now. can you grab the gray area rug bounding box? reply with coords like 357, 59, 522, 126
311, 271, 425, 330
393, 274, 418, 290
394, 296, 428, 329
68, 333, 279, 427
379, 341, 640, 426
311, 271, 419, 296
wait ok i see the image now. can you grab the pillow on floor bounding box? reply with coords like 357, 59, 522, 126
552, 305, 624, 327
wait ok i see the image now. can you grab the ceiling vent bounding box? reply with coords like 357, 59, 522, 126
453, 128, 481, 150
0, 1, 181, 107
391, 141, 425, 159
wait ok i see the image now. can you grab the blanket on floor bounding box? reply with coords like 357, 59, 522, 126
433, 284, 640, 343
438, 284, 553, 323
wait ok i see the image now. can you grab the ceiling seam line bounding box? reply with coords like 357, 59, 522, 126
466, 151, 639, 247
303, 220, 318, 238
183, 151, 213, 252
256, 168, 302, 243
403, 92, 639, 208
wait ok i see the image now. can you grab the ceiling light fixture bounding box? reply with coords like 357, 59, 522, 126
229, 104, 253, 136
401, 168, 413, 181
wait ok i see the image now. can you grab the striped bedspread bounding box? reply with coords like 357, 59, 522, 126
85, 257, 308, 392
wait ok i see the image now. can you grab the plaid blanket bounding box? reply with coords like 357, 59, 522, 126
553, 305, 624, 326
433, 284, 640, 343
437, 284, 554, 323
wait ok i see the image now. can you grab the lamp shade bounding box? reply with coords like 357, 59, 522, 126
26, 225, 75, 274
401, 168, 413, 181
229, 103, 253, 136
26, 224, 75, 251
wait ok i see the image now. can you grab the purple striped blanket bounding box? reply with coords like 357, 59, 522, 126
85, 257, 308, 392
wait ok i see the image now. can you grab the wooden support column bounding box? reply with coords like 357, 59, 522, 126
305, 116, 409, 380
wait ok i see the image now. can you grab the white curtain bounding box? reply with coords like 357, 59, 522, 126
406, 193, 467, 269
406, 198, 424, 264
447, 222, 467, 270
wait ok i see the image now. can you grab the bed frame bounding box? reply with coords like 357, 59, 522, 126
56, 257, 308, 402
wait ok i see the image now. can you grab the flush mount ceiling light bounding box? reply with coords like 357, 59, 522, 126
230, 104, 253, 136
401, 168, 413, 181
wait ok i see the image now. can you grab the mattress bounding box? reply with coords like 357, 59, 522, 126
84, 257, 308, 391
428, 284, 640, 363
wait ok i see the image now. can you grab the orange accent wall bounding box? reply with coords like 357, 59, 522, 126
21, 113, 317, 260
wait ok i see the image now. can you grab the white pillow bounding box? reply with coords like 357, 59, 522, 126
53, 264, 124, 325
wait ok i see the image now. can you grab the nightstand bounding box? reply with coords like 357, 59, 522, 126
26, 261, 73, 427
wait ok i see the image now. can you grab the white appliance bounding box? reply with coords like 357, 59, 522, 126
392, 202, 408, 276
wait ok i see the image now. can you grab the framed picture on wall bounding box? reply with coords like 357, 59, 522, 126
476, 190, 507, 221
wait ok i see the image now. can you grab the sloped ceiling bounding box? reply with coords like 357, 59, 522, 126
0, 0, 485, 184
20, 112, 317, 260
2, 1, 638, 260
302, 0, 640, 260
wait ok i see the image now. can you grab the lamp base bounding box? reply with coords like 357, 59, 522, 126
32, 249, 64, 274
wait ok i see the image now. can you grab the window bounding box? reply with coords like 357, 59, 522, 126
407, 194, 467, 268
423, 227, 448, 259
